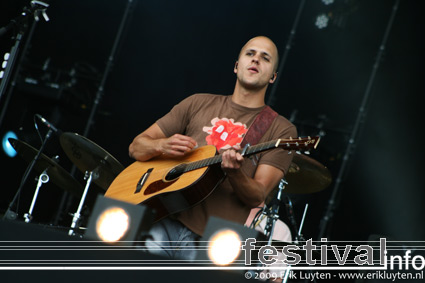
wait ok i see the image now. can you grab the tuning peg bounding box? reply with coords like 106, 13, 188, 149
304, 151, 310, 155
287, 151, 292, 155
296, 151, 301, 155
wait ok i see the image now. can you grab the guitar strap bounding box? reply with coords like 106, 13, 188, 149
240, 105, 278, 148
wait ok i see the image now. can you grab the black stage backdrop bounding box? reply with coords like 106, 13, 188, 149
0, 0, 424, 279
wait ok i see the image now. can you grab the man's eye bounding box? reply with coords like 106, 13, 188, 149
246, 52, 253, 56
263, 57, 270, 62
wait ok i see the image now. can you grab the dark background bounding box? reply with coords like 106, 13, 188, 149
0, 0, 424, 247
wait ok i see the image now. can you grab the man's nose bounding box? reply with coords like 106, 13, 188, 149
251, 56, 260, 64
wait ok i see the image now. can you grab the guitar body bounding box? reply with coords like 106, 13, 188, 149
104, 145, 225, 221
105, 136, 320, 222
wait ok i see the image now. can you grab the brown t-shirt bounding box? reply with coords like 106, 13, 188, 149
156, 94, 297, 235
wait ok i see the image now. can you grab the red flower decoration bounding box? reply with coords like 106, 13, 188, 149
203, 118, 247, 151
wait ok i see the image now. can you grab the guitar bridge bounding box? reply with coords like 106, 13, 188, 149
135, 168, 153, 194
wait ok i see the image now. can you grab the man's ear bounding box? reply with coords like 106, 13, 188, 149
234, 61, 238, 74
269, 72, 277, 83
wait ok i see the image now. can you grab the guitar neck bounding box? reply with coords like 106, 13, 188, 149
244, 139, 282, 156
184, 137, 319, 173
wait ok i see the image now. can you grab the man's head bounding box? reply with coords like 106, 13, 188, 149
234, 36, 279, 90
237, 36, 279, 71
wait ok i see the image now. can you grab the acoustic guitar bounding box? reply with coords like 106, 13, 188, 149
104, 136, 320, 221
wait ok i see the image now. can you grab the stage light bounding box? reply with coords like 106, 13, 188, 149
208, 229, 241, 265
0, 53, 10, 79
96, 207, 130, 242
321, 0, 334, 5
85, 196, 154, 245
2, 131, 18, 157
198, 216, 260, 267
315, 14, 329, 29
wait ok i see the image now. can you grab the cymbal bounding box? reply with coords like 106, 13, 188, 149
59, 132, 124, 190
8, 138, 83, 196
284, 154, 332, 194
266, 155, 331, 202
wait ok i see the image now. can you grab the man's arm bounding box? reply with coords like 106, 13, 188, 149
129, 123, 197, 161
130, 124, 284, 208
221, 148, 284, 208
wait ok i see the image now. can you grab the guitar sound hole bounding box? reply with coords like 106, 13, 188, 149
165, 164, 187, 181
144, 179, 178, 195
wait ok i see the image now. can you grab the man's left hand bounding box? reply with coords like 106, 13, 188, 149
221, 145, 244, 171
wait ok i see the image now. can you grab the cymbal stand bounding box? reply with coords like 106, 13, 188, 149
3, 128, 54, 220
298, 203, 308, 242
68, 169, 98, 236
23, 169, 49, 223
285, 198, 315, 283
264, 179, 287, 243
280, 195, 309, 283
263, 179, 289, 283
284, 196, 308, 244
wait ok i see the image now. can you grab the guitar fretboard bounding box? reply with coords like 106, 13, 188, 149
181, 136, 318, 174
184, 139, 280, 173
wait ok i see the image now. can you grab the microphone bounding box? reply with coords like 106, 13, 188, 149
35, 114, 60, 133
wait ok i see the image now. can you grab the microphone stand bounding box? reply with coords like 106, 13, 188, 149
3, 128, 53, 220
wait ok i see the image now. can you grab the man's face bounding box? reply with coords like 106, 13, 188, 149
234, 37, 278, 90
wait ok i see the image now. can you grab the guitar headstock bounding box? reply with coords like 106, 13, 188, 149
277, 136, 320, 154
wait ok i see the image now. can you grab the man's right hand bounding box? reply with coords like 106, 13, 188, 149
158, 134, 197, 157
129, 123, 197, 161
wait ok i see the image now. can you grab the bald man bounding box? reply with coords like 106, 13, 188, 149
129, 36, 297, 260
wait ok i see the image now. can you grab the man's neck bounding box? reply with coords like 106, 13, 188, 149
232, 83, 267, 108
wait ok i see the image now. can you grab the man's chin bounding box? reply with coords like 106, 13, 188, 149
240, 80, 268, 91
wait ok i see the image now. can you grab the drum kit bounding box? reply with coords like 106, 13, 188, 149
251, 155, 332, 283
254, 153, 332, 245
7, 132, 124, 235
6, 132, 332, 242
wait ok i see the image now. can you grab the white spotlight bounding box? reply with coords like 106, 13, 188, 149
85, 196, 153, 245
197, 216, 260, 268
96, 207, 130, 242
315, 14, 329, 29
208, 229, 242, 266
322, 0, 334, 5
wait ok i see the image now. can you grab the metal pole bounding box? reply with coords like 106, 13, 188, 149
53, 0, 137, 225
0, 1, 46, 130
82, 0, 136, 137
68, 171, 94, 236
317, 0, 400, 240
24, 169, 49, 223
267, 0, 306, 106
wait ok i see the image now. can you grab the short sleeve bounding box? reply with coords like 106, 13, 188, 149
156, 95, 197, 137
